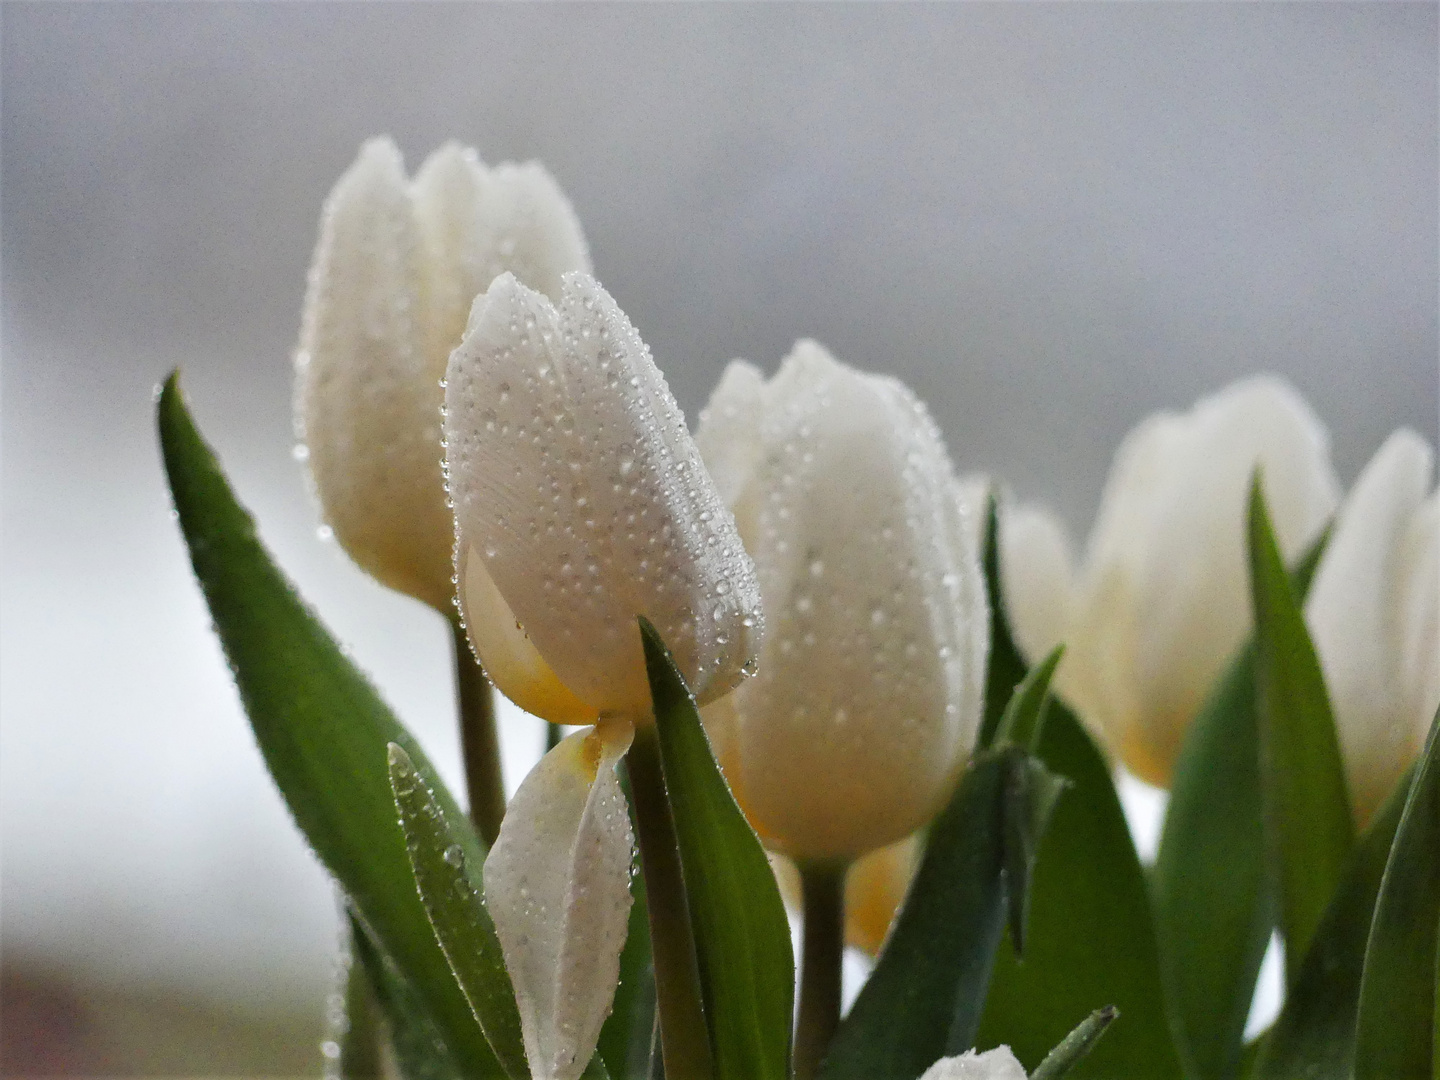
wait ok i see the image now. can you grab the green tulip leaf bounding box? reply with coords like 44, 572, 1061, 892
1251, 767, 1409, 1078
156, 373, 504, 1076
976, 703, 1184, 1079
979, 492, 1029, 750
1002, 751, 1069, 959
340, 918, 385, 1080
1353, 709, 1440, 1079
349, 913, 463, 1080
992, 647, 1064, 755
1030, 1007, 1119, 1080
1153, 528, 1328, 1080
639, 619, 794, 1080
1248, 478, 1354, 981
387, 745, 529, 1080
597, 763, 658, 1080
821, 744, 1032, 1080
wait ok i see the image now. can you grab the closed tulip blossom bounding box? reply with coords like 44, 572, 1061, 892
444, 271, 763, 724
1008, 376, 1339, 787
1306, 429, 1439, 825
696, 343, 990, 864
918, 1047, 1028, 1080
295, 137, 591, 611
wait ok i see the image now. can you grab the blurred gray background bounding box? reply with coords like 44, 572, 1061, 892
2, 3, 1436, 1073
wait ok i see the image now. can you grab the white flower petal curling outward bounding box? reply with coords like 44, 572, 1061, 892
1060, 375, 1339, 786
483, 720, 636, 1080
295, 137, 590, 612
445, 272, 762, 722
918, 1046, 1029, 1080
696, 342, 989, 863
1306, 429, 1440, 825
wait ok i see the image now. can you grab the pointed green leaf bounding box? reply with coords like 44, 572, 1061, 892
993, 647, 1064, 753
639, 619, 794, 1080
156, 374, 502, 1075
1248, 479, 1355, 981
979, 493, 1028, 750
976, 704, 1184, 1079
387, 745, 528, 1080
598, 763, 658, 1080
1002, 752, 1068, 958
349, 913, 463, 1080
1354, 711, 1440, 1079
820, 748, 1018, 1080
1030, 1008, 1119, 1080
1252, 769, 1408, 1078
340, 919, 385, 1080
1153, 528, 1329, 1080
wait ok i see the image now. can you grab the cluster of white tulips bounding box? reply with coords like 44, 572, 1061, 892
160, 137, 1437, 1080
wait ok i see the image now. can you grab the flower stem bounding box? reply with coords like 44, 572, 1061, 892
626, 722, 715, 1080
794, 862, 847, 1080
450, 621, 505, 848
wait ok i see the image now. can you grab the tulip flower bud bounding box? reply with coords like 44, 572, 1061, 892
696, 343, 989, 863
1306, 429, 1439, 825
918, 1047, 1028, 1080
295, 137, 591, 611
445, 272, 762, 723
484, 720, 635, 1080
998, 499, 1076, 667
1054, 376, 1339, 786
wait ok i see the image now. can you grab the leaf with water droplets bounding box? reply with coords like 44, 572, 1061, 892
157, 373, 504, 1076
388, 744, 528, 1080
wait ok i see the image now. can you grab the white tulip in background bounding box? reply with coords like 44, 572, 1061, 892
917, 1046, 1028, 1080
444, 271, 763, 724
1306, 429, 1440, 826
484, 721, 635, 1080
696, 343, 989, 864
295, 137, 591, 612
1003, 376, 1340, 787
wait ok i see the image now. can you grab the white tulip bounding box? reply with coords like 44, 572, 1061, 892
918, 1046, 1028, 1080
484, 721, 635, 1080
696, 343, 989, 863
1045, 375, 1338, 785
1306, 429, 1439, 825
295, 137, 590, 611
998, 499, 1077, 667
445, 272, 762, 724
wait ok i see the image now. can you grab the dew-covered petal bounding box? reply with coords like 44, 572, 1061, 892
917, 1046, 1028, 1080
1306, 429, 1437, 823
715, 341, 987, 862
412, 143, 590, 354
296, 138, 591, 613
483, 721, 635, 1080
457, 542, 600, 726
695, 359, 768, 508
295, 137, 456, 610
446, 272, 762, 718
1067, 375, 1339, 785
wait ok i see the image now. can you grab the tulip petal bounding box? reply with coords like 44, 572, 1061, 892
296, 137, 456, 609
446, 272, 762, 719
484, 722, 636, 1080
711, 340, 988, 861
1067, 375, 1339, 785
999, 500, 1075, 669
917, 1047, 1027, 1080
694, 359, 768, 508
1306, 429, 1437, 822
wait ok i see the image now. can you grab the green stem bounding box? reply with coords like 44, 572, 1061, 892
794, 862, 847, 1080
627, 722, 715, 1080
450, 621, 505, 848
